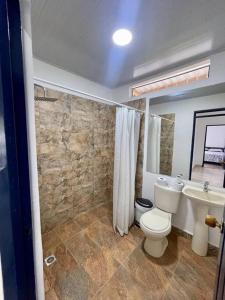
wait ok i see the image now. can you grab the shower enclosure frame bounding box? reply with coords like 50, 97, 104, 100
0, 0, 36, 299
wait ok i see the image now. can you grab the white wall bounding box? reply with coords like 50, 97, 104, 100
113, 50, 225, 102
33, 59, 114, 102
20, 2, 45, 299
34, 50, 225, 106
194, 118, 225, 166
206, 125, 225, 147
143, 94, 225, 248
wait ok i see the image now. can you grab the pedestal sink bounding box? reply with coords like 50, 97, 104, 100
182, 185, 225, 256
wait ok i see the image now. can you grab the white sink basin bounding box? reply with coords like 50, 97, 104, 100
183, 185, 225, 208
182, 185, 225, 257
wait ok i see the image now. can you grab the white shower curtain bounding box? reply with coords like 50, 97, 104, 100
147, 116, 161, 173
113, 107, 140, 236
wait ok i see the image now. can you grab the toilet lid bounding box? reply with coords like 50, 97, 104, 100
141, 208, 171, 231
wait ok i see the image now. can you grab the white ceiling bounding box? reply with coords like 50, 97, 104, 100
31, 0, 225, 88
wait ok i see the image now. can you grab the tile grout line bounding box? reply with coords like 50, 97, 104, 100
42, 201, 110, 239
57, 211, 129, 299
44, 218, 217, 298
63, 228, 122, 299
90, 260, 125, 299
86, 223, 145, 298
43, 217, 104, 297
61, 209, 112, 261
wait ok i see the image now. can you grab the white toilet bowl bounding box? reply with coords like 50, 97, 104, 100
140, 208, 172, 258
139, 183, 181, 258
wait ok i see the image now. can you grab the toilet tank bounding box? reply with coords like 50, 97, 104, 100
154, 183, 181, 214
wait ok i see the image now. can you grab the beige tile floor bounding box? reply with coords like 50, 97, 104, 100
192, 163, 224, 188
43, 202, 218, 300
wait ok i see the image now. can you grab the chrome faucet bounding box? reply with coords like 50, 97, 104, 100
203, 181, 209, 192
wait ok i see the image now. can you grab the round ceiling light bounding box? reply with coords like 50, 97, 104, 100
112, 29, 133, 46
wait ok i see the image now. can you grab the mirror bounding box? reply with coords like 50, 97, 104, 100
147, 84, 225, 188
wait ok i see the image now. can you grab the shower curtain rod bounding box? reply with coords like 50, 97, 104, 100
33, 77, 145, 114
150, 113, 175, 123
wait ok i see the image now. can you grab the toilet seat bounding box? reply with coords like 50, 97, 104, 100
140, 208, 171, 237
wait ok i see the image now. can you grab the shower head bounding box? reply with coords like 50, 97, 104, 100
34, 84, 58, 102
34, 96, 57, 102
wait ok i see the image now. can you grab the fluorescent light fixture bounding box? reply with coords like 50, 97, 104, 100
131, 60, 210, 97
112, 29, 132, 46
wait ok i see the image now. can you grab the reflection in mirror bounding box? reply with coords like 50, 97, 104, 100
147, 85, 225, 189
147, 114, 175, 175
147, 115, 161, 174
159, 114, 175, 175
191, 109, 225, 188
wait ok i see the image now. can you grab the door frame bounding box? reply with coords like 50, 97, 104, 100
202, 124, 225, 167
189, 107, 225, 188
0, 0, 36, 299
214, 209, 225, 299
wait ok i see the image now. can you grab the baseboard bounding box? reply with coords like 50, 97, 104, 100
172, 226, 192, 240
172, 226, 219, 256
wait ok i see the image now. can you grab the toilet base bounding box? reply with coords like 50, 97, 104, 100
143, 236, 168, 258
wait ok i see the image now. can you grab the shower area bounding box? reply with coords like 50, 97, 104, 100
35, 85, 116, 233
34, 84, 145, 297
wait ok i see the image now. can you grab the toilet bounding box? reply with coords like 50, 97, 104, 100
140, 183, 181, 258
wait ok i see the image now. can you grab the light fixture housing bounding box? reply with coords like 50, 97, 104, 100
112, 29, 133, 46
131, 60, 210, 96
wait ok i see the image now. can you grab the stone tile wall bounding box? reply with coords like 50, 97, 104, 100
123, 99, 146, 198
35, 86, 115, 233
159, 113, 175, 176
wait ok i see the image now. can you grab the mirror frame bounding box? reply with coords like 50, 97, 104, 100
189, 107, 225, 188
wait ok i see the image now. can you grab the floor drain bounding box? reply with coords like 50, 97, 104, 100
44, 255, 56, 267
